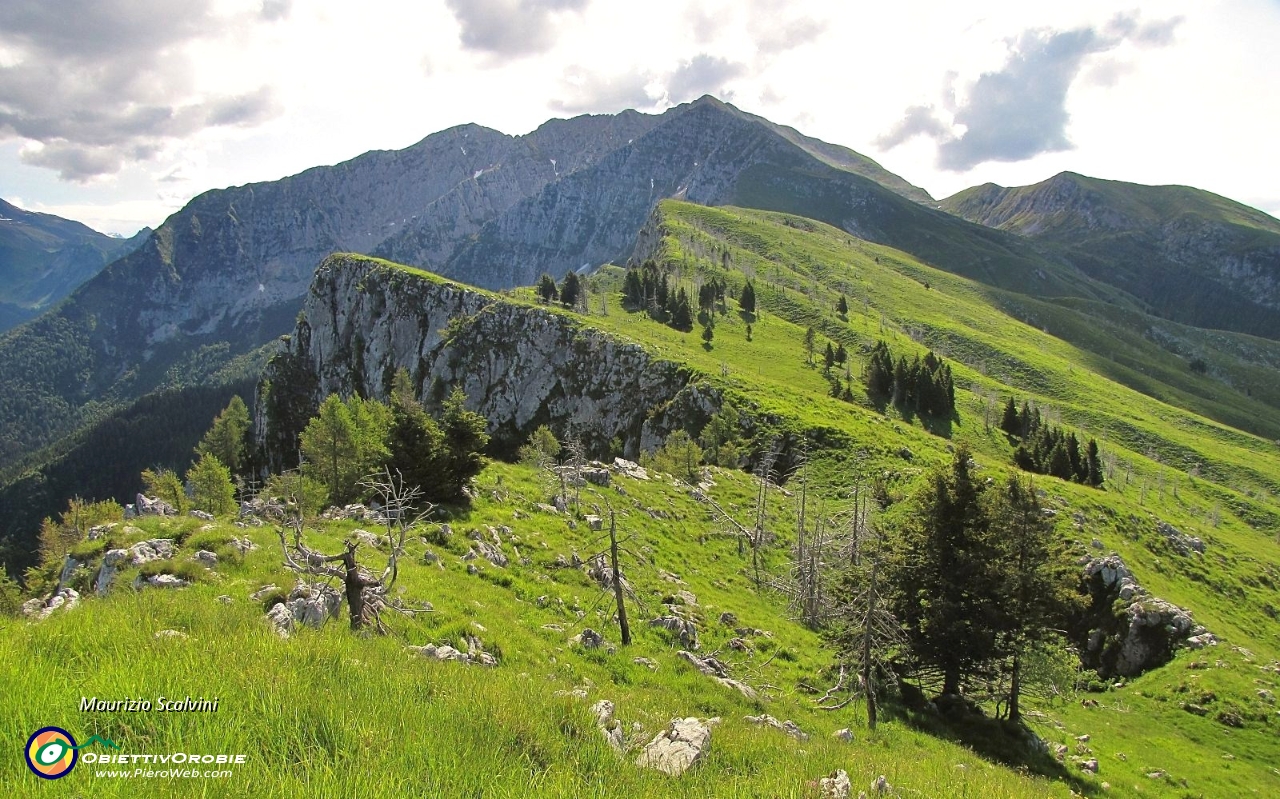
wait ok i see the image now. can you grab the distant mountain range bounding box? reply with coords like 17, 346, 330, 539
0, 95, 1277, 511
942, 173, 1280, 340
0, 198, 148, 332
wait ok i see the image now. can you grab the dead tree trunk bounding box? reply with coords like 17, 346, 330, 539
608, 507, 631, 646
862, 559, 879, 729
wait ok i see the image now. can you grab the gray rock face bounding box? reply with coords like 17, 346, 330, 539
129, 539, 176, 566
651, 616, 699, 649
135, 494, 177, 516
21, 587, 80, 620
744, 714, 809, 741
819, 769, 851, 799
95, 549, 129, 595
635, 717, 717, 776
1157, 520, 1205, 556
272, 254, 727, 458
1082, 554, 1214, 676
677, 650, 757, 699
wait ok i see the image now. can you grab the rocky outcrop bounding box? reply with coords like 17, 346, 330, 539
21, 587, 80, 620
636, 717, 718, 776
1080, 554, 1216, 676
95, 549, 129, 595
265, 583, 342, 636
677, 650, 757, 699
263, 255, 726, 459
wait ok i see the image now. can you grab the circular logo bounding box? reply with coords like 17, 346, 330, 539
25, 727, 78, 780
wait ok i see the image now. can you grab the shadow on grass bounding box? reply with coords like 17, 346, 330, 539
882, 700, 1101, 797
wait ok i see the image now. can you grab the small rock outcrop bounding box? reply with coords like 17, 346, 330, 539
677, 651, 756, 699
134, 574, 190, 590
135, 494, 177, 516
21, 587, 80, 620
635, 717, 717, 776
744, 714, 809, 741
95, 549, 129, 595
819, 769, 851, 799
1157, 520, 1205, 556
1081, 554, 1215, 676
129, 539, 176, 566
265, 583, 342, 636
591, 700, 625, 751
651, 615, 699, 649
408, 640, 498, 667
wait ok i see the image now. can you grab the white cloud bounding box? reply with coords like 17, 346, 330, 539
1, 0, 1276, 230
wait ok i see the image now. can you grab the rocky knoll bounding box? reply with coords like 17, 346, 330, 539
1079, 554, 1216, 676
260, 254, 724, 460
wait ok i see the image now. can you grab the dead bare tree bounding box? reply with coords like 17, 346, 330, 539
829, 524, 903, 729
276, 467, 433, 633
698, 447, 778, 590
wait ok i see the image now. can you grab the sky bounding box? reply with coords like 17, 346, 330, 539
0, 0, 1276, 236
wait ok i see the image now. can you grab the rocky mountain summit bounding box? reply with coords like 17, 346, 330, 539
942, 172, 1280, 338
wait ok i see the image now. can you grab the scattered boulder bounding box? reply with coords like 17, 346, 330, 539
612, 458, 649, 481
135, 494, 177, 516
633, 657, 659, 670
585, 554, 627, 592
871, 774, 892, 794
250, 584, 280, 601
21, 587, 80, 620
464, 540, 508, 568
1157, 520, 1205, 556
677, 651, 756, 699
264, 583, 341, 635
833, 728, 854, 742
574, 628, 605, 649
352, 529, 385, 549
819, 769, 851, 799
189, 509, 215, 521
134, 573, 189, 590
744, 714, 808, 741
408, 639, 498, 667
592, 699, 625, 751
583, 468, 611, 486
230, 536, 257, 554
194, 550, 218, 567
1080, 759, 1099, 774
87, 523, 116, 540
651, 616, 699, 649
585, 514, 603, 531
128, 539, 176, 566
635, 717, 717, 776
216, 595, 233, 604
718, 611, 738, 626
154, 629, 188, 640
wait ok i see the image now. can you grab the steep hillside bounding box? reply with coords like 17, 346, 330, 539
0, 198, 147, 332
942, 173, 1280, 339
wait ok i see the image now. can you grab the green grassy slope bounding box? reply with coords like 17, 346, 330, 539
6, 200, 1280, 796
1, 464, 1073, 798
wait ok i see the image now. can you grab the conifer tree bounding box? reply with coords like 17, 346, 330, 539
837, 294, 849, 316
887, 445, 999, 697
1000, 396, 1020, 436
537, 273, 559, 303
740, 280, 756, 314
197, 395, 251, 475
559, 271, 581, 308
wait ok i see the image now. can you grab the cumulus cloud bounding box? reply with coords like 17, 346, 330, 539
877, 12, 1183, 171
667, 55, 746, 104
0, 0, 279, 181
443, 0, 589, 60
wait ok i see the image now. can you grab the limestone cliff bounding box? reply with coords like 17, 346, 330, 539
262, 254, 723, 460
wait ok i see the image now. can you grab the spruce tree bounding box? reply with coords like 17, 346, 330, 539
740, 280, 756, 314
537, 273, 558, 303
197, 395, 251, 475
837, 294, 849, 316
887, 445, 999, 697
559, 271, 581, 308
1000, 397, 1021, 436
1086, 439, 1104, 487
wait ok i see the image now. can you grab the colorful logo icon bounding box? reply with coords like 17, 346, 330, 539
25, 726, 78, 779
